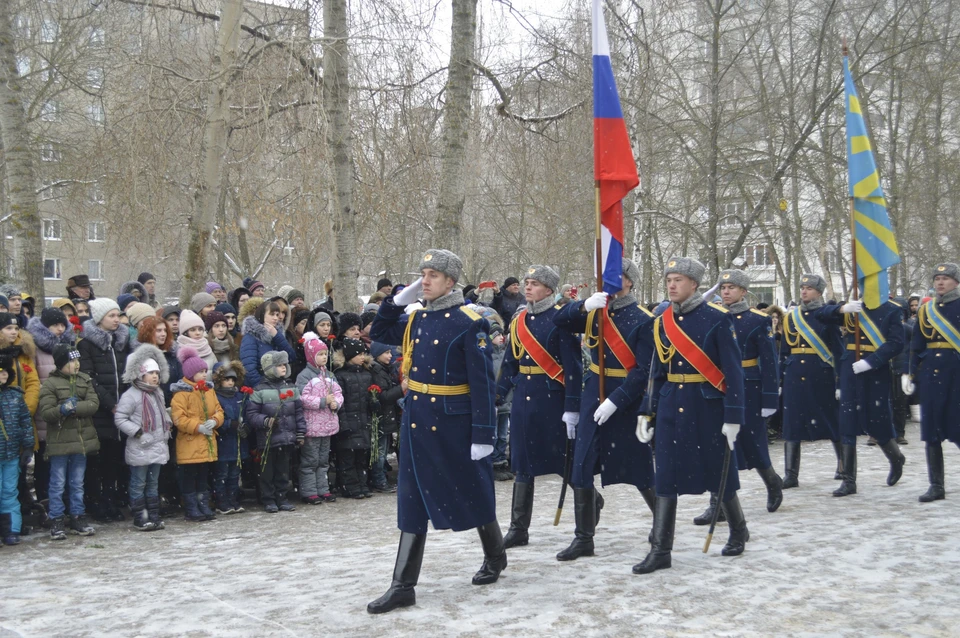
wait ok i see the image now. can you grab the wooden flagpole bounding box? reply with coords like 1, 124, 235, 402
844, 38, 862, 361
595, 182, 606, 402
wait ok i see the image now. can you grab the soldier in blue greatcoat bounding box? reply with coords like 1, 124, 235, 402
691, 269, 783, 525
780, 274, 845, 488
496, 265, 582, 549
366, 249, 506, 614
552, 258, 656, 562
634, 257, 746, 575
815, 296, 905, 496
903, 262, 960, 503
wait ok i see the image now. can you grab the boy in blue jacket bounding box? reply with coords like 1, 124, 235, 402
0, 354, 35, 545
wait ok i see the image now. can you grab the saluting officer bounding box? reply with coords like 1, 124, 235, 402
553, 258, 657, 562
496, 265, 583, 549
687, 269, 782, 520
367, 249, 506, 614
780, 274, 844, 488
815, 294, 906, 496
903, 263, 960, 503
635, 257, 746, 575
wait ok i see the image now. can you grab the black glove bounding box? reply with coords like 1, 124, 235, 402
296, 433, 305, 446
238, 422, 250, 439
20, 449, 33, 467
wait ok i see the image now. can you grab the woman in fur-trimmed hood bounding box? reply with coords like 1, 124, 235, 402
118, 281, 149, 305
239, 299, 296, 387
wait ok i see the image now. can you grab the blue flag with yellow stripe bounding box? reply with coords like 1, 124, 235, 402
844, 56, 900, 309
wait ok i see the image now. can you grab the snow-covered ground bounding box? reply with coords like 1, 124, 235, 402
4, 420, 959, 637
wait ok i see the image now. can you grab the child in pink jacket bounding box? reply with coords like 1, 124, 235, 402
297, 334, 342, 504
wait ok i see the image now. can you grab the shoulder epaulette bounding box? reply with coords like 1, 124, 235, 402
707, 302, 729, 313
460, 306, 482, 322
554, 304, 563, 310
637, 304, 654, 317
749, 308, 768, 317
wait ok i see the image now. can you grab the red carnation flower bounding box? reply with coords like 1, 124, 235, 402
22, 364, 32, 373
195, 381, 209, 392
367, 384, 382, 393
241, 386, 254, 395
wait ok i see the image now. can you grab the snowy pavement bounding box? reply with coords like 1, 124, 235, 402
4, 420, 960, 637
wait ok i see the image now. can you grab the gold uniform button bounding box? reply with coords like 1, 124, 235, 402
526, 396, 531, 401
800, 360, 805, 364
415, 339, 420, 344
413, 396, 418, 401
677, 361, 683, 367
412, 366, 418, 372
678, 316, 684, 321
679, 407, 684, 413
431, 426, 437, 431
445, 313, 450, 318
431, 369, 436, 374
411, 423, 417, 429
678, 384, 684, 389
421, 313, 427, 318
936, 353, 941, 357
430, 397, 436, 403
433, 339, 439, 345
801, 377, 806, 381
934, 369, 939, 374
526, 375, 531, 380
737, 315, 742, 319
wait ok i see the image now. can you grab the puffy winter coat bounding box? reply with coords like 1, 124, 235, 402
0, 330, 40, 415
214, 387, 248, 463
78, 320, 131, 439
114, 385, 171, 466
162, 343, 183, 407
239, 317, 297, 387
245, 378, 306, 449
170, 378, 224, 464
0, 385, 34, 461
333, 361, 374, 450
299, 366, 342, 437
369, 360, 403, 435
27, 316, 77, 442
37, 371, 100, 458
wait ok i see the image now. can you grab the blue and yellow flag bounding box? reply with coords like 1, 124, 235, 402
844, 56, 899, 309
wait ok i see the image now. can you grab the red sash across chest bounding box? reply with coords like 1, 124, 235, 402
662, 305, 726, 393
515, 309, 565, 385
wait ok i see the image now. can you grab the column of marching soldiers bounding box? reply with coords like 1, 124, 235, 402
364, 248, 958, 615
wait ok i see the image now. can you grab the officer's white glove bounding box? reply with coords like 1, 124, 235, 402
593, 399, 617, 425
835, 389, 841, 401
840, 300, 863, 314
901, 374, 915, 396
584, 292, 609, 312
197, 420, 217, 436
562, 412, 579, 439
470, 444, 494, 461
636, 416, 654, 443
394, 278, 423, 306
403, 302, 424, 315
761, 408, 777, 418
721, 423, 740, 450
851, 359, 872, 375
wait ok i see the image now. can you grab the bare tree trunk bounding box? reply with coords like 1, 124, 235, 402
704, 0, 724, 278
0, 2, 44, 303
324, 0, 358, 312
434, 0, 478, 254
182, 0, 245, 306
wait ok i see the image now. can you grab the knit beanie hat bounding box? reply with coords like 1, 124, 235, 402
370, 342, 391, 361
302, 332, 328, 365
376, 278, 393, 291
138, 272, 155, 285
178, 309, 205, 335
204, 311, 227, 332
338, 312, 362, 337
205, 281, 224, 295
0, 284, 21, 299
40, 307, 68, 329
285, 288, 305, 305
248, 281, 265, 295
117, 294, 138, 311
260, 350, 289, 379
215, 302, 237, 316
0, 296, 7, 311
341, 338, 367, 363
53, 344, 81, 370
313, 310, 332, 328
190, 292, 217, 314
89, 298, 120, 325
177, 346, 208, 380
0, 312, 18, 330
276, 285, 294, 300
360, 310, 377, 330
293, 308, 312, 328
125, 303, 156, 328
161, 305, 181, 320
504, 277, 520, 288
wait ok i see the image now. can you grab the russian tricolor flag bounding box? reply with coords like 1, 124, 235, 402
593, 0, 639, 295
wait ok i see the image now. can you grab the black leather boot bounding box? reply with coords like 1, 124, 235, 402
473, 521, 507, 585
719, 494, 749, 556
595, 489, 605, 525
757, 466, 784, 512
633, 496, 676, 574
832, 440, 844, 480
782, 442, 801, 488
693, 492, 725, 526
833, 444, 857, 497
367, 532, 426, 614
556, 488, 597, 561
503, 481, 534, 549
879, 439, 905, 486
919, 443, 946, 502
640, 487, 656, 543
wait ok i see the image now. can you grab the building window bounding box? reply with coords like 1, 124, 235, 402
42, 219, 62, 240
14, 15, 30, 38
87, 68, 103, 90
87, 221, 106, 242
5, 257, 14, 278
89, 27, 105, 48
40, 142, 61, 162
824, 250, 842, 272
88, 260, 105, 281
283, 240, 295, 257
40, 100, 60, 122
39, 180, 66, 201
741, 244, 772, 267
16, 55, 30, 76
720, 202, 745, 227
87, 103, 104, 124
89, 184, 105, 204
43, 258, 61, 280
41, 19, 59, 43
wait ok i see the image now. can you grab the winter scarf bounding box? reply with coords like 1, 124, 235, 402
725, 299, 750, 314
526, 296, 555, 315
426, 289, 465, 312
671, 291, 704, 315
210, 336, 233, 355
938, 288, 960, 304
177, 333, 213, 359
610, 292, 638, 311
800, 297, 825, 311
133, 379, 171, 433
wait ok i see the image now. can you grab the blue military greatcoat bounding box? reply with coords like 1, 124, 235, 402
816, 301, 903, 445
781, 303, 843, 442
370, 297, 497, 534
554, 298, 656, 490
729, 307, 779, 470
642, 299, 744, 499
497, 304, 582, 478
910, 297, 960, 444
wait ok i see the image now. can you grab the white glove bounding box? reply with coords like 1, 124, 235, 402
393, 278, 423, 306
593, 399, 617, 425
584, 292, 608, 312
761, 408, 777, 418
470, 444, 494, 461
851, 359, 872, 374
901, 374, 915, 396
562, 412, 579, 440
197, 420, 217, 436
840, 300, 863, 314
404, 302, 424, 315
636, 416, 654, 443
721, 423, 740, 450
835, 389, 841, 401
